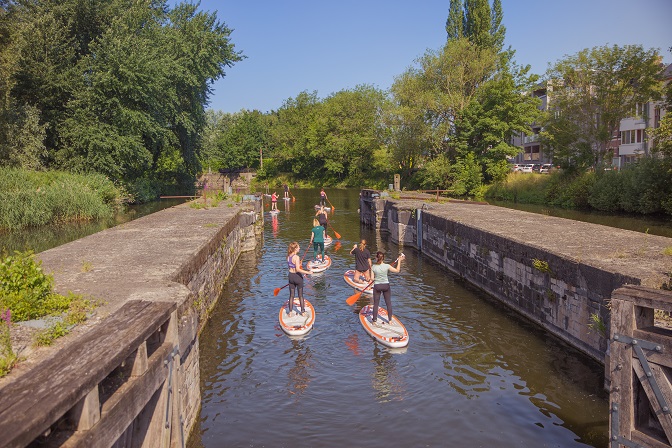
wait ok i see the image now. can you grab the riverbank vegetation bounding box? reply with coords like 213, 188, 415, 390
0, 0, 241, 205
486, 157, 672, 215
0, 168, 123, 230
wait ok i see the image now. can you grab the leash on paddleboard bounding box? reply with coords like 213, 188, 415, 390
345, 253, 404, 306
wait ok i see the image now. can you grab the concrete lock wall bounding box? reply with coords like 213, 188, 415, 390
0, 199, 262, 447
361, 191, 672, 364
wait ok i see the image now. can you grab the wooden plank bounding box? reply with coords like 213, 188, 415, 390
632, 361, 672, 443
631, 429, 672, 448
66, 386, 101, 431
612, 286, 672, 312
610, 298, 635, 441
0, 300, 176, 448
633, 328, 672, 369
53, 341, 174, 448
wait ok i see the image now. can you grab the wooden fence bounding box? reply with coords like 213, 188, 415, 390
0, 300, 180, 448
610, 285, 672, 448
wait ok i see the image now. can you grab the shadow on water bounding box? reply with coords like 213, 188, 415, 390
189, 188, 610, 448
0, 198, 187, 254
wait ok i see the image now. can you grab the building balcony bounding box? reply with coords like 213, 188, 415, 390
618, 143, 645, 156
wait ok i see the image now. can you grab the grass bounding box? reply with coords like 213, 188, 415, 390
0, 251, 99, 374
0, 167, 124, 230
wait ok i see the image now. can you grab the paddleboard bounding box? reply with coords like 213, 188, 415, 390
359, 304, 409, 348
324, 235, 333, 247
279, 298, 315, 336
269, 209, 280, 214
282, 197, 291, 200
343, 270, 373, 295
314, 205, 331, 211
306, 255, 331, 273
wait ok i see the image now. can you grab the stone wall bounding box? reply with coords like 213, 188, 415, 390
3, 199, 263, 447
363, 193, 672, 364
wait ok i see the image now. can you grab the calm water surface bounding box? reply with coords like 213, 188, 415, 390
188, 189, 609, 448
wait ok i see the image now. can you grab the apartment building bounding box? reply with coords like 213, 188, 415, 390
614, 63, 672, 168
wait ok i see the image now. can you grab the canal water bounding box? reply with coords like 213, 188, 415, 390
188, 189, 609, 448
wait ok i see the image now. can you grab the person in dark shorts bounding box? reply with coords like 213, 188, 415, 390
319, 188, 327, 207
286, 241, 311, 316
350, 239, 372, 283
315, 206, 328, 233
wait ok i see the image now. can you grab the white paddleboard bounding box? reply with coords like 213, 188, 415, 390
359, 304, 409, 348
279, 299, 315, 336
324, 235, 333, 247
343, 270, 373, 295
306, 255, 331, 273
314, 205, 331, 211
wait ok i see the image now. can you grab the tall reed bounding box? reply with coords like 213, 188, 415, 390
0, 168, 123, 230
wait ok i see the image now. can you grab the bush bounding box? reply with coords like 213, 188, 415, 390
0, 251, 73, 321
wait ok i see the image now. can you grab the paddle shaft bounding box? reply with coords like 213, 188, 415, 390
345, 255, 402, 305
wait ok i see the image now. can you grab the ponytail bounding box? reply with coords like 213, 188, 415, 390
375, 251, 385, 264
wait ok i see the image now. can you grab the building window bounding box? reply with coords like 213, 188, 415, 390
655, 106, 661, 128
636, 129, 642, 143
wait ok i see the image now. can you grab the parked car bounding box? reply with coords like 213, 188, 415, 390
531, 163, 542, 173
539, 163, 553, 174
520, 164, 533, 173
510, 164, 523, 172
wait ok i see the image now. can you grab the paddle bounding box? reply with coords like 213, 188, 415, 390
274, 284, 289, 296
275, 245, 311, 296
346, 280, 373, 306
345, 255, 402, 306
289, 189, 296, 202
328, 223, 341, 239
327, 197, 335, 211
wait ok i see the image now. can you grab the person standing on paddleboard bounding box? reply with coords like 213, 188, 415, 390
319, 188, 328, 207
308, 218, 326, 263
350, 240, 372, 284
315, 206, 328, 233
271, 191, 278, 211
287, 242, 311, 316
283, 184, 289, 199
370, 251, 405, 324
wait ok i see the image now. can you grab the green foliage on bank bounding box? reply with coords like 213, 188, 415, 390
485, 158, 672, 216
0, 168, 124, 230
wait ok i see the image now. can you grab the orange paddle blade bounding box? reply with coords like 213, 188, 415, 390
346, 281, 373, 306
273, 288, 281, 296
345, 291, 362, 306
334, 230, 341, 239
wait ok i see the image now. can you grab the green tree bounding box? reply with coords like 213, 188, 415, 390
445, 0, 463, 40
542, 44, 663, 168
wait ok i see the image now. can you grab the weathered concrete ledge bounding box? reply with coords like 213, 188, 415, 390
361, 190, 672, 363
0, 198, 261, 447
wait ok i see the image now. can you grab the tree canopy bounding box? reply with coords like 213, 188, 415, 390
0, 0, 241, 200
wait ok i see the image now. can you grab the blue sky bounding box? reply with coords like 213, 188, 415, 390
184, 0, 672, 113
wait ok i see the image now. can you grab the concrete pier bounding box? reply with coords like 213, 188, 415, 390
360, 189, 672, 362
0, 198, 261, 447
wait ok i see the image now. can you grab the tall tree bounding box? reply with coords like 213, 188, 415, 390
445, 0, 463, 41
463, 0, 492, 50
542, 44, 664, 168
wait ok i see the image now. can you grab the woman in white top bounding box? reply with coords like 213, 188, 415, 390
370, 251, 404, 324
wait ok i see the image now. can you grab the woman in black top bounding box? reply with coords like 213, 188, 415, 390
349, 239, 372, 283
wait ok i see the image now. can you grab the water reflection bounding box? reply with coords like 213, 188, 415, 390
370, 345, 408, 403
284, 339, 314, 399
